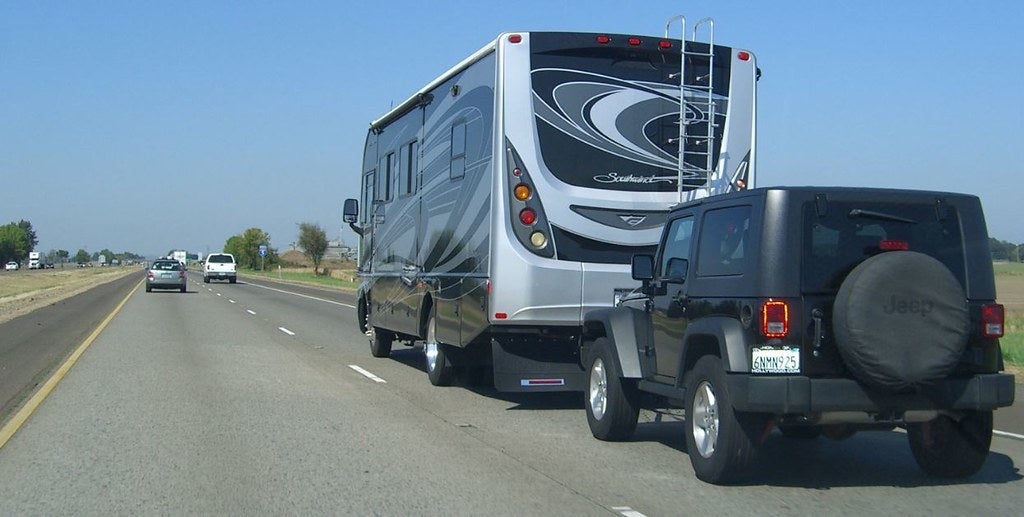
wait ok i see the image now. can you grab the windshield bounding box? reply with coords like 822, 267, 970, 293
208, 254, 234, 263
530, 33, 732, 192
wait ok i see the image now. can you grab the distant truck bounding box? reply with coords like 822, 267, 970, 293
28, 251, 41, 269
172, 250, 187, 266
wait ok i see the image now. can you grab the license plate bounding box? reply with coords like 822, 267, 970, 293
751, 346, 800, 373
161, 273, 173, 278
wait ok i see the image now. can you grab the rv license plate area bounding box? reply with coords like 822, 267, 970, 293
751, 346, 800, 373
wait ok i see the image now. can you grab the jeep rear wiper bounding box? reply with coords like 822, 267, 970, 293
847, 209, 917, 224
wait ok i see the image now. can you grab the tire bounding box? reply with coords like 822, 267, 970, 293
907, 411, 992, 478
584, 338, 640, 441
424, 315, 455, 386
684, 355, 763, 484
180, 285, 187, 293
204, 276, 210, 283
368, 326, 393, 358
145, 285, 152, 293
833, 251, 969, 392
229, 277, 236, 284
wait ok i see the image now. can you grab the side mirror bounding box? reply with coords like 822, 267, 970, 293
343, 198, 359, 224
631, 254, 654, 281
664, 257, 688, 283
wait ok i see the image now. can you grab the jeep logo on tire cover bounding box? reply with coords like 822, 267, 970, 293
882, 295, 934, 317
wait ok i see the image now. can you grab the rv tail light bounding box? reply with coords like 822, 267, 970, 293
514, 184, 531, 201
596, 35, 611, 44
761, 300, 789, 338
879, 240, 909, 251
508, 34, 522, 44
529, 231, 547, 248
495, 312, 508, 320
737, 51, 750, 61
658, 40, 672, 49
519, 208, 537, 225
982, 303, 1004, 338
628, 37, 641, 46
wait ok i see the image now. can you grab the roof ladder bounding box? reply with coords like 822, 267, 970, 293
666, 16, 717, 202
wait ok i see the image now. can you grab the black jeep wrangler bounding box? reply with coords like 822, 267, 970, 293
581, 187, 1014, 484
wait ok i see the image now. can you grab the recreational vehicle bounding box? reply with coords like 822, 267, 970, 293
344, 18, 758, 391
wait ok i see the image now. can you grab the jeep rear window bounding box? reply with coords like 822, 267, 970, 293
802, 201, 965, 293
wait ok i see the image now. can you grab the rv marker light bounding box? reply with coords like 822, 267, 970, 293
530, 231, 547, 248
508, 34, 522, 44
514, 184, 531, 201
512, 167, 522, 177
738, 51, 750, 61
495, 312, 508, 319
628, 37, 641, 46
596, 35, 611, 44
519, 208, 537, 225
659, 40, 672, 49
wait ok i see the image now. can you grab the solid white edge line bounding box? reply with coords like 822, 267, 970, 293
611, 507, 646, 517
994, 429, 1024, 441
246, 309, 256, 315
348, 364, 387, 383
278, 327, 295, 336
243, 281, 356, 308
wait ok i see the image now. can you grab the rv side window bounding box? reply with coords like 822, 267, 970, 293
383, 152, 395, 201
450, 122, 466, 180
361, 170, 374, 224
400, 140, 417, 196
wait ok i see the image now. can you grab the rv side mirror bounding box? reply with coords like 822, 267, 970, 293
343, 198, 359, 224
664, 258, 688, 283
631, 254, 654, 281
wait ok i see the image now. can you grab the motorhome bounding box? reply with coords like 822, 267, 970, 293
28, 251, 41, 270
344, 17, 758, 391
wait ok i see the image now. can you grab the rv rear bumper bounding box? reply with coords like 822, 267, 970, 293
727, 373, 1015, 413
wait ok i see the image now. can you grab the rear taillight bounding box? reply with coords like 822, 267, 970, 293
179, 271, 186, 279
982, 303, 1004, 338
147, 272, 154, 280
761, 300, 789, 338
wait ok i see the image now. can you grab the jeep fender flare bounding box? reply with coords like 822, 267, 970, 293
676, 317, 751, 378
582, 307, 649, 379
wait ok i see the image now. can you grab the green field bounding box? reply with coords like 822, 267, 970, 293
237, 268, 359, 290
994, 262, 1024, 275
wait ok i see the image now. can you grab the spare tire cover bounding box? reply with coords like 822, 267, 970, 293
833, 251, 968, 392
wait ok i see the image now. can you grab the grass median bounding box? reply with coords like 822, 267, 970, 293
236, 267, 359, 290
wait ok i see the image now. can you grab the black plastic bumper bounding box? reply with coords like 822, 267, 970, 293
728, 373, 1015, 413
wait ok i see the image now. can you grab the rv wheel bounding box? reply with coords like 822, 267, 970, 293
424, 315, 455, 386
369, 326, 392, 358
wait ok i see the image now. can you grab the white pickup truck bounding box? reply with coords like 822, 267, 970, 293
203, 253, 237, 284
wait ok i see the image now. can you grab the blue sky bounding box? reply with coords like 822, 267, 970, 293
2, 1, 1022, 257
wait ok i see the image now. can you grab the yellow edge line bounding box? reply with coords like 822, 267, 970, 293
0, 278, 143, 450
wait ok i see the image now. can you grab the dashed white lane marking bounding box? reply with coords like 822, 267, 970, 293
994, 429, 1024, 441
611, 507, 646, 517
246, 309, 256, 315
348, 365, 387, 383
216, 293, 221, 297
244, 281, 355, 308
207, 288, 212, 292
229, 299, 236, 303
278, 327, 295, 336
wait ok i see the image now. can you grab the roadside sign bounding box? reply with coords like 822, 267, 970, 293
259, 244, 267, 257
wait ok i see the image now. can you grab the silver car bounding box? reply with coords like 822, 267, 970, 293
146, 259, 187, 293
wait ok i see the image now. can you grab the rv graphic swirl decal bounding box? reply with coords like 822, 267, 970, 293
531, 68, 728, 183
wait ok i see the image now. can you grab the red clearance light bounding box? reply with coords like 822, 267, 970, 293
486, 280, 491, 295
512, 167, 522, 177
982, 303, 1004, 338
628, 37, 641, 46
737, 51, 750, 61
879, 240, 909, 251
519, 208, 537, 225
596, 35, 611, 44
762, 300, 789, 338
495, 312, 508, 319
508, 34, 522, 44
658, 40, 672, 49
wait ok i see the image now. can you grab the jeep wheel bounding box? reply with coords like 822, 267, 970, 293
907, 410, 992, 478
424, 315, 455, 386
585, 338, 639, 441
684, 355, 763, 484
833, 251, 969, 392
368, 326, 392, 358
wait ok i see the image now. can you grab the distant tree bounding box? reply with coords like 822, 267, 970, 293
97, 248, 115, 262
91, 251, 99, 261
298, 222, 329, 275
57, 249, 70, 262
16, 220, 37, 253
241, 227, 273, 270
74, 249, 90, 264
224, 235, 245, 265
989, 238, 1020, 261
0, 223, 28, 264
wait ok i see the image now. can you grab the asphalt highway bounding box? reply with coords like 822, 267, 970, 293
0, 273, 1021, 514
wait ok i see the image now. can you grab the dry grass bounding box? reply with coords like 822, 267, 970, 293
0, 266, 141, 324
